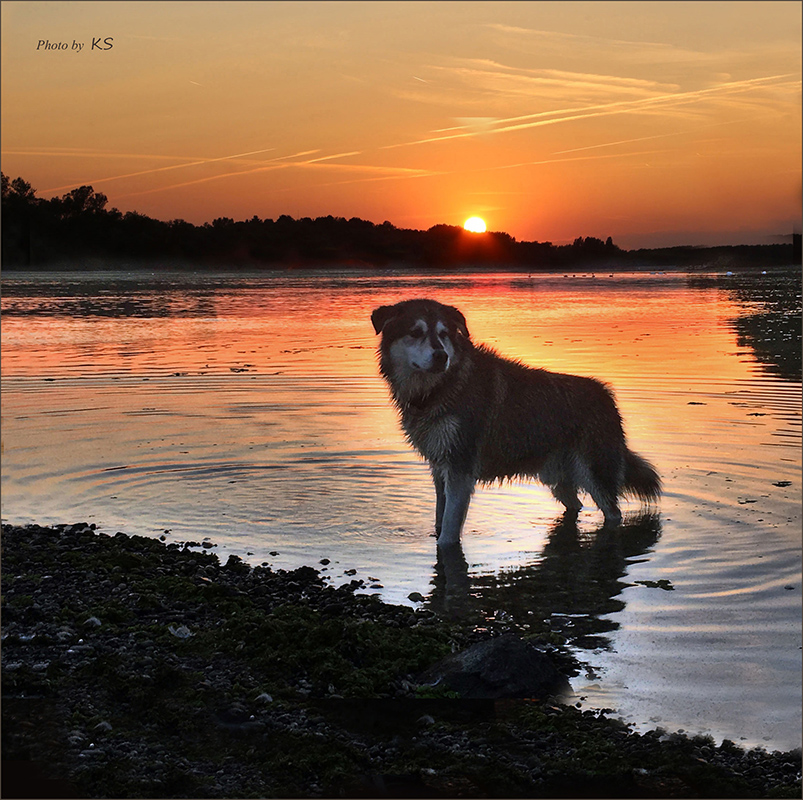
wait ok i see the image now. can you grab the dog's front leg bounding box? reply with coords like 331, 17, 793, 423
432, 467, 446, 536
437, 471, 475, 548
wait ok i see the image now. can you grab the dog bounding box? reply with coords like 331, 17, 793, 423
371, 298, 660, 548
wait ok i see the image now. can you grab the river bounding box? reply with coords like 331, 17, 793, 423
2, 266, 800, 750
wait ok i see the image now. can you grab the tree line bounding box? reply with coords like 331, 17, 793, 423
2, 173, 797, 270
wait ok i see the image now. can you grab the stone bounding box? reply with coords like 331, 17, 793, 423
418, 634, 570, 700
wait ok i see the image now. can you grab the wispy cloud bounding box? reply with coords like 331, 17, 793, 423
3, 148, 190, 161
551, 117, 752, 155
484, 23, 799, 67
303, 151, 362, 164
553, 133, 683, 155
115, 150, 436, 199
313, 148, 675, 192
391, 58, 683, 115
114, 149, 323, 198
486, 23, 669, 50
470, 148, 675, 174
431, 60, 681, 100
7, 143, 438, 200
383, 73, 800, 150
37, 147, 279, 193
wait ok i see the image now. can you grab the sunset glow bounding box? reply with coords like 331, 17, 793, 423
1, 1, 800, 247
464, 216, 487, 233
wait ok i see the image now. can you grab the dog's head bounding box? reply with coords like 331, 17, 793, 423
371, 299, 469, 398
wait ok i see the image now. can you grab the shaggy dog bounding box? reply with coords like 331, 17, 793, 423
372, 298, 660, 547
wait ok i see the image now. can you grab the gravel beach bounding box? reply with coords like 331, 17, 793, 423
2, 522, 800, 798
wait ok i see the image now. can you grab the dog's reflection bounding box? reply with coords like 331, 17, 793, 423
429, 512, 662, 649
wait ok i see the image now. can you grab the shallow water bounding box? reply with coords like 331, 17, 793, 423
2, 267, 800, 750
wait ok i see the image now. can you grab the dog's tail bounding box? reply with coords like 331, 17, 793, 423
622, 450, 661, 503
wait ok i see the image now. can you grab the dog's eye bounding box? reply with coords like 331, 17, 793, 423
409, 329, 424, 339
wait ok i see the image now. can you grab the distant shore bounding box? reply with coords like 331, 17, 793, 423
3, 173, 800, 271
2, 251, 799, 276
3, 522, 800, 798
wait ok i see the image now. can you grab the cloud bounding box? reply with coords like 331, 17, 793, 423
483, 23, 798, 67
435, 117, 500, 135
114, 150, 436, 199
432, 59, 681, 98
550, 118, 747, 155
383, 72, 800, 150
36, 147, 279, 193
392, 59, 681, 115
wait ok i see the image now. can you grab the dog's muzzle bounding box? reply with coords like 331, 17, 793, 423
428, 350, 448, 373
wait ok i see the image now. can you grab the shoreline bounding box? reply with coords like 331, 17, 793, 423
2, 261, 799, 276
2, 522, 801, 798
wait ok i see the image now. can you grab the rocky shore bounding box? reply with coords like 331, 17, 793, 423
2, 522, 800, 798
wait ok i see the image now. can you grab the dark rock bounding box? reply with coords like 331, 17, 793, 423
418, 634, 570, 700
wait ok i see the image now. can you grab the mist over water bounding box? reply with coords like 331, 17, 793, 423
2, 267, 800, 750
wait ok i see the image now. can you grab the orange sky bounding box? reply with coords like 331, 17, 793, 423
1, 1, 800, 247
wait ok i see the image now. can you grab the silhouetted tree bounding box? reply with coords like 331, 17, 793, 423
53, 185, 108, 218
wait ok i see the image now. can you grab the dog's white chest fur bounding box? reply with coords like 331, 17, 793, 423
404, 413, 460, 463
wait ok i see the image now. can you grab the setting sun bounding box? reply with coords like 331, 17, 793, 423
464, 216, 487, 233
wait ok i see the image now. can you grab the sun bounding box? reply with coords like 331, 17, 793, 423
463, 216, 486, 233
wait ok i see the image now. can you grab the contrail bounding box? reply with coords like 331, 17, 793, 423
551, 116, 752, 155
38, 147, 279, 193
469, 148, 674, 173
311, 147, 672, 189
382, 73, 799, 149
113, 150, 424, 199
114, 149, 324, 198
553, 132, 688, 155
304, 151, 362, 163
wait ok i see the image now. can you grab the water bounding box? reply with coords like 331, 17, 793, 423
2, 267, 800, 751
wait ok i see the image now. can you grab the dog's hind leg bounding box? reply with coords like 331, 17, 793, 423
551, 482, 583, 515
436, 470, 475, 548
541, 455, 583, 516
580, 455, 623, 527
585, 472, 622, 528
594, 494, 622, 528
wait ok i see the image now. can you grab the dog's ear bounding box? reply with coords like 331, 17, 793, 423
371, 304, 398, 335
443, 305, 470, 339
